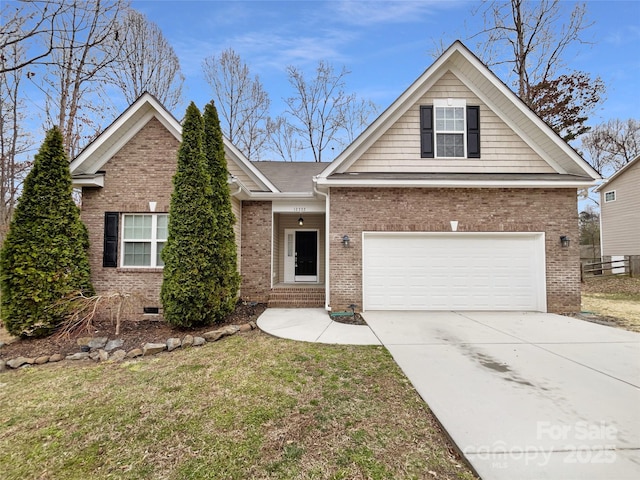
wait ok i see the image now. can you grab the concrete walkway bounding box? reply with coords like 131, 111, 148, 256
257, 308, 380, 345
257, 308, 640, 479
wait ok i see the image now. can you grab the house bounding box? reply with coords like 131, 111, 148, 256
594, 154, 640, 266
70, 41, 600, 315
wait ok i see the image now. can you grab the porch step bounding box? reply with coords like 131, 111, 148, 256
268, 286, 325, 308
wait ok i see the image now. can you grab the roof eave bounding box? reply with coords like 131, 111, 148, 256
316, 177, 597, 189
593, 154, 640, 192
72, 174, 105, 188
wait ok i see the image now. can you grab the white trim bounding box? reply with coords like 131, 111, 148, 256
318, 41, 600, 181
283, 228, 320, 283
224, 142, 279, 193
433, 99, 467, 158
315, 177, 597, 189
449, 65, 568, 175
121, 213, 168, 268
361, 231, 547, 312
70, 94, 181, 175
272, 199, 325, 213
71, 174, 104, 187
70, 92, 278, 193
313, 179, 331, 310
604, 190, 616, 203
594, 154, 640, 192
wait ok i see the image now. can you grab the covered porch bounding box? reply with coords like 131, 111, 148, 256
269, 208, 326, 308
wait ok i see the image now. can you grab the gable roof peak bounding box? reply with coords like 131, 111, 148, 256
70, 92, 279, 192
318, 39, 599, 182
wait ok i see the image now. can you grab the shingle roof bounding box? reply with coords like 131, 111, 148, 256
252, 161, 329, 192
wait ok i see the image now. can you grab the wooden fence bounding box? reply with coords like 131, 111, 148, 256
581, 256, 640, 280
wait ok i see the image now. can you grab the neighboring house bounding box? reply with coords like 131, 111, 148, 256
70, 41, 600, 315
595, 154, 640, 259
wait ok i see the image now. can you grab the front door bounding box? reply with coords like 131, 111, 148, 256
284, 229, 318, 282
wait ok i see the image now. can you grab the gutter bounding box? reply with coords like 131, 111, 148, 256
314, 178, 599, 189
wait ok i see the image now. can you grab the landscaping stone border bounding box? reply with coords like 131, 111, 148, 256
0, 322, 257, 372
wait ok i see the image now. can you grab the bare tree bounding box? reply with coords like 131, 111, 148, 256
37, 0, 126, 158
582, 119, 640, 173
471, 0, 604, 141
283, 61, 353, 162
105, 9, 184, 110
339, 97, 378, 146
0, 1, 70, 74
267, 116, 304, 162
202, 49, 270, 160
0, 41, 33, 242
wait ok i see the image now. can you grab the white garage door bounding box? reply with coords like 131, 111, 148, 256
362, 232, 546, 311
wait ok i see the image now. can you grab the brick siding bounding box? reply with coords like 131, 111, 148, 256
80, 117, 245, 317
81, 117, 178, 317
329, 187, 580, 313
240, 201, 272, 302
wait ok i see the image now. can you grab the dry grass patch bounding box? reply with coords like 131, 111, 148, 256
581, 276, 640, 332
0, 331, 476, 480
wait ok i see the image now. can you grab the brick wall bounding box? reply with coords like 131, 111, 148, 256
81, 117, 178, 317
329, 187, 580, 313
240, 201, 272, 302
81, 116, 251, 318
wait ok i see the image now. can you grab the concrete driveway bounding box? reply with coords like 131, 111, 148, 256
362, 311, 640, 480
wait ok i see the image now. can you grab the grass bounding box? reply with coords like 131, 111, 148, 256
0, 332, 475, 480
581, 276, 640, 332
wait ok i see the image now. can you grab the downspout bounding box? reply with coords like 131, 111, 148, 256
313, 176, 331, 311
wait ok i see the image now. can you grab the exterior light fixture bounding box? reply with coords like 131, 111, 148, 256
298, 216, 304, 226
342, 235, 350, 248
560, 236, 570, 248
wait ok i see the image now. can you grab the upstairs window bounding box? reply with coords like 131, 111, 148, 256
604, 191, 616, 203
421, 99, 480, 159
122, 214, 168, 267
435, 103, 465, 157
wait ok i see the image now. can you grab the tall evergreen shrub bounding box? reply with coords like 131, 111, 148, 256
161, 103, 218, 327
0, 127, 93, 337
203, 101, 241, 320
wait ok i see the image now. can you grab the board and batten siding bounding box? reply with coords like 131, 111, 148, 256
348, 71, 554, 174
601, 160, 640, 256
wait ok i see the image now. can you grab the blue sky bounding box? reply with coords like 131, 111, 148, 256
133, 0, 640, 135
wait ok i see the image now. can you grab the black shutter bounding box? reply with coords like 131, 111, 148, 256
467, 105, 480, 158
103, 212, 119, 267
420, 105, 434, 158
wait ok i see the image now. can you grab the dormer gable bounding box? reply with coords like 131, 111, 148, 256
317, 41, 600, 188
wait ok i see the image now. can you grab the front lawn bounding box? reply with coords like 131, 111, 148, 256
0, 331, 475, 480
581, 276, 640, 332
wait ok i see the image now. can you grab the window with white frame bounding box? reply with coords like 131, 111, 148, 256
604, 191, 616, 203
122, 214, 168, 267
434, 99, 466, 158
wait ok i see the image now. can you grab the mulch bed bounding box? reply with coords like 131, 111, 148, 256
0, 302, 267, 361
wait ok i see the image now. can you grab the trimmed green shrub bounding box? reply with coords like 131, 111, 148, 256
161, 102, 218, 327
203, 101, 241, 320
0, 127, 93, 337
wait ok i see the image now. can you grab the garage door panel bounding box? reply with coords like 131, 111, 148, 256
363, 233, 545, 311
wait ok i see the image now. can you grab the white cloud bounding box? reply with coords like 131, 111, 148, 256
331, 0, 462, 26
